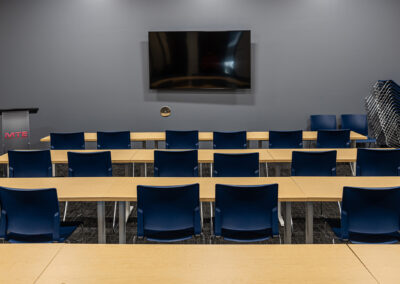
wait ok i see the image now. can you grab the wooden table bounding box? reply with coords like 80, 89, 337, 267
0, 177, 305, 244
0, 243, 63, 284
40, 131, 367, 148
350, 244, 400, 284
30, 244, 375, 284
293, 176, 400, 244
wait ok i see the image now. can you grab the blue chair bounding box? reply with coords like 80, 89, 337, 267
291, 151, 337, 176
213, 131, 247, 149
0, 187, 80, 243
67, 151, 112, 177
310, 115, 337, 131
316, 130, 351, 148
8, 150, 52, 177
356, 149, 400, 176
137, 184, 201, 242
214, 184, 279, 242
341, 114, 376, 144
269, 130, 303, 149
50, 132, 85, 150
154, 150, 198, 177
213, 153, 259, 177
165, 130, 199, 149
97, 131, 131, 149
331, 186, 400, 243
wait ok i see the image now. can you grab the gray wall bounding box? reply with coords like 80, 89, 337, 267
1, 0, 399, 148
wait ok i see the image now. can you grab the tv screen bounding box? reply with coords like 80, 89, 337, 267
149, 30, 251, 89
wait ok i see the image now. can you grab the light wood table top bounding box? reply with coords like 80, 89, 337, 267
40, 131, 367, 143
131, 149, 274, 163
268, 148, 359, 163
292, 176, 400, 201
0, 177, 124, 202
34, 244, 375, 284
105, 177, 305, 202
0, 177, 305, 202
0, 243, 63, 284
350, 244, 400, 284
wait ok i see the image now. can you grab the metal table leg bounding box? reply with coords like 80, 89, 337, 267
118, 201, 126, 244
210, 202, 213, 235
258, 140, 262, 148
142, 141, 147, 149
284, 202, 292, 244
97, 201, 106, 244
52, 163, 56, 177
305, 202, 313, 244
210, 163, 213, 177
155, 141, 159, 149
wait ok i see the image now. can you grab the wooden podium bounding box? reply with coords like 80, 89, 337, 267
0, 108, 39, 153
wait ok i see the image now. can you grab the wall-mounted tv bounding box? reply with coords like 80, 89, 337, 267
149, 30, 251, 89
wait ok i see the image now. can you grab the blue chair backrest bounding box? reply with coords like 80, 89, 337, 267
310, 115, 337, 131
213, 131, 247, 149
213, 153, 259, 177
356, 149, 400, 176
0, 187, 61, 242
67, 151, 112, 177
8, 150, 52, 178
269, 130, 303, 149
154, 150, 198, 177
137, 184, 201, 241
97, 131, 131, 149
50, 132, 85, 150
291, 151, 337, 176
215, 184, 279, 241
341, 186, 400, 239
341, 114, 368, 136
165, 130, 199, 149
316, 130, 351, 148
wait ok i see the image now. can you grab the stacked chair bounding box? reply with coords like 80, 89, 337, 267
366, 80, 400, 147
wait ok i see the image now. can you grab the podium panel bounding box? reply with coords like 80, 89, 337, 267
2, 110, 30, 152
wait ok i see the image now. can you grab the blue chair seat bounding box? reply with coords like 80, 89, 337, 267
218, 227, 273, 242
356, 137, 376, 144
6, 221, 81, 243
144, 228, 195, 243
331, 226, 400, 244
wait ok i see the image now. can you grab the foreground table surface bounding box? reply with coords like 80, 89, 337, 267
40, 131, 367, 143
0, 244, 63, 284
350, 244, 400, 284
31, 244, 375, 284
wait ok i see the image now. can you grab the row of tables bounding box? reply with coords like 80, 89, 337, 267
1, 243, 398, 283
1, 176, 399, 244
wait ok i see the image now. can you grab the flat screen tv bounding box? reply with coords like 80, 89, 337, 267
149, 30, 251, 89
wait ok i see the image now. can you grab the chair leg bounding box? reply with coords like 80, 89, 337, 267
112, 202, 118, 232
278, 202, 284, 226
63, 202, 68, 222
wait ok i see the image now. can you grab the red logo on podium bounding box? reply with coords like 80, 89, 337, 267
4, 131, 28, 139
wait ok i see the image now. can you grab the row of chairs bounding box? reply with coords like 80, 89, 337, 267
311, 114, 376, 144
8, 148, 400, 178
2, 183, 400, 244
51, 129, 359, 150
